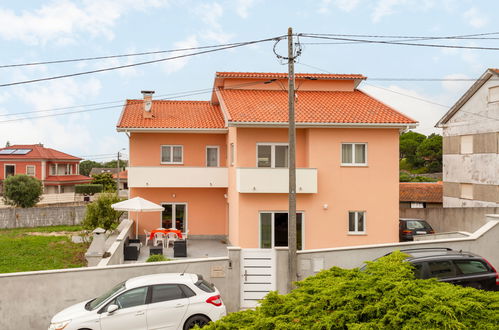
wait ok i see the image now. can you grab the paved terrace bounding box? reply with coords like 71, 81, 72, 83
124, 238, 229, 263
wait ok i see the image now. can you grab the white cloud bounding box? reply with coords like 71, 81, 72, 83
0, 0, 170, 45
463, 7, 488, 28
236, 0, 256, 18
319, 0, 361, 14
193, 2, 234, 43
161, 35, 199, 74
372, 0, 407, 23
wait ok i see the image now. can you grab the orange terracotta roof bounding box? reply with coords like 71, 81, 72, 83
491, 68, 499, 74
112, 170, 127, 180
219, 89, 417, 124
0, 144, 81, 160
117, 100, 225, 129
44, 175, 92, 184
400, 182, 443, 203
216, 72, 367, 80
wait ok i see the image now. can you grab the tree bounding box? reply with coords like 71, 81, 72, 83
2, 174, 43, 208
416, 133, 443, 173
102, 159, 128, 170
81, 193, 123, 231
91, 172, 116, 192
79, 160, 101, 176
204, 252, 499, 329
400, 131, 426, 167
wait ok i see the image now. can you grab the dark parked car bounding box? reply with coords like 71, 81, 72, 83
399, 218, 434, 241
383, 248, 498, 291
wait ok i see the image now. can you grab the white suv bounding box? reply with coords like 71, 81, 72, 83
48, 273, 226, 330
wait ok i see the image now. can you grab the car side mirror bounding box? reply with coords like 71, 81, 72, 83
107, 304, 119, 314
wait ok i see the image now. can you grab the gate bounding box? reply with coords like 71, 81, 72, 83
240, 249, 276, 309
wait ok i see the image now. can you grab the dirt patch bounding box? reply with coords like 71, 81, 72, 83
26, 231, 84, 236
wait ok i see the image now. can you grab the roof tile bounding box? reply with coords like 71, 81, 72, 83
400, 182, 443, 203
216, 72, 367, 80
0, 145, 81, 160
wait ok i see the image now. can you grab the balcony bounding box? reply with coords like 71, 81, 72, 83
128, 167, 228, 188
236, 168, 317, 193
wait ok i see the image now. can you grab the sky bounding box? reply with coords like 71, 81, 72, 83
0, 0, 498, 163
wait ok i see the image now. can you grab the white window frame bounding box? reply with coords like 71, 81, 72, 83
341, 143, 368, 166
206, 146, 220, 167
411, 202, 425, 209
4, 164, 15, 177
160, 145, 183, 165
460, 183, 473, 200
256, 143, 289, 168
258, 211, 305, 249
348, 211, 366, 235
160, 202, 188, 231
26, 165, 36, 177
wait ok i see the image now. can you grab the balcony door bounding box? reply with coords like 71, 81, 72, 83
260, 212, 303, 250
161, 203, 187, 232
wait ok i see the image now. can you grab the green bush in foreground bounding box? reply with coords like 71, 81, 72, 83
81, 193, 123, 231
203, 252, 499, 329
146, 254, 170, 262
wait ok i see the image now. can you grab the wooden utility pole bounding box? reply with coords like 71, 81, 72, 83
116, 151, 121, 196
287, 27, 297, 290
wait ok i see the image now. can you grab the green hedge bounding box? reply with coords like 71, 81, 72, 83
75, 184, 103, 195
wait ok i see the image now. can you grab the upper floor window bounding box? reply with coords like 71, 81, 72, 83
26, 165, 35, 176
489, 86, 499, 103
341, 143, 367, 166
206, 146, 219, 167
257, 143, 288, 168
50, 164, 72, 175
161, 145, 183, 164
460, 135, 473, 154
348, 211, 366, 234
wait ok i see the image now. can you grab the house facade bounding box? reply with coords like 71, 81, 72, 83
436, 68, 499, 207
0, 144, 91, 194
117, 72, 417, 249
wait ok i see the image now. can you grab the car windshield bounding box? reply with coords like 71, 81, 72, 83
87, 281, 126, 310
406, 220, 430, 230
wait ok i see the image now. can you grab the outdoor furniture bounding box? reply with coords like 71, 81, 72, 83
149, 246, 163, 256
166, 232, 178, 249
124, 237, 141, 261
144, 229, 151, 246
154, 232, 166, 247
148, 229, 183, 241
174, 240, 187, 257
182, 230, 189, 240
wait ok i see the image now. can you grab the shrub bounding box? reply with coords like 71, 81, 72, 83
2, 174, 43, 208
75, 184, 103, 195
203, 252, 499, 329
81, 193, 123, 231
146, 254, 170, 262
91, 172, 116, 192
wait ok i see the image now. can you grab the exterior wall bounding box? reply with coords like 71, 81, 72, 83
441, 78, 499, 207
221, 78, 355, 92
129, 132, 227, 167
231, 127, 400, 249
0, 160, 41, 180
129, 187, 227, 237
227, 127, 240, 246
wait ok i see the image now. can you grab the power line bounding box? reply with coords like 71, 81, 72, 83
299, 31, 499, 40
0, 35, 283, 88
299, 34, 499, 50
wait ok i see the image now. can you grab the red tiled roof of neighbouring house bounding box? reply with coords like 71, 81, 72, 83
215, 72, 367, 80
0, 144, 81, 160
491, 68, 499, 74
400, 182, 443, 203
112, 170, 127, 180
117, 100, 225, 129
219, 89, 417, 124
44, 175, 92, 183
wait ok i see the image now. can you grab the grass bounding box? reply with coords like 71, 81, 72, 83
0, 225, 89, 273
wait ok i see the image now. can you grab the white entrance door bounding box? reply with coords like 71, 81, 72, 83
240, 249, 276, 309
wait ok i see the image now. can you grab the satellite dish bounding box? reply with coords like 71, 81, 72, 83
144, 100, 152, 112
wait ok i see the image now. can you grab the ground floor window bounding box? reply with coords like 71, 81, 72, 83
161, 203, 187, 232
348, 211, 366, 234
260, 212, 303, 250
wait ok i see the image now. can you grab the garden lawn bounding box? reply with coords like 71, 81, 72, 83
0, 225, 89, 273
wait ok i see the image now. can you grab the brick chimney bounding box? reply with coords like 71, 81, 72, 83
141, 90, 155, 118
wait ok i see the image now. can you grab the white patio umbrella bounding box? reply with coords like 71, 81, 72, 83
111, 197, 164, 239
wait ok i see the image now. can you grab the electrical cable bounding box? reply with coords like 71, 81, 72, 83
0, 35, 284, 88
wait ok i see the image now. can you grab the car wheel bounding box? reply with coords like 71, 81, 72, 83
183, 315, 211, 330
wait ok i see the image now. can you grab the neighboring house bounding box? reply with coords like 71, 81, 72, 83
436, 68, 499, 207
400, 182, 443, 208
89, 168, 128, 192
117, 72, 417, 249
0, 144, 91, 194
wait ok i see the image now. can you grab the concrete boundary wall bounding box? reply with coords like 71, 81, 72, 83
399, 206, 499, 233
297, 216, 499, 279
0, 251, 241, 330
0, 205, 86, 229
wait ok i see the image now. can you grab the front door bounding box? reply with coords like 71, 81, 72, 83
161, 203, 187, 231
260, 212, 303, 249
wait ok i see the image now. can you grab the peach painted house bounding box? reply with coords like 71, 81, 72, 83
117, 72, 417, 249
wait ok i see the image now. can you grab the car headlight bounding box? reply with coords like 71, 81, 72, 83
48, 319, 71, 330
